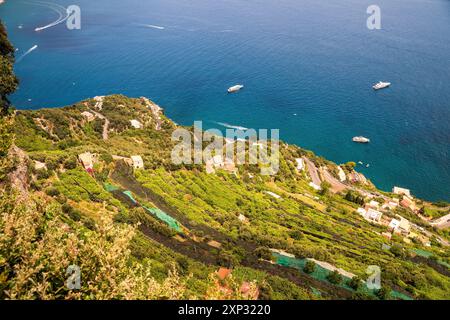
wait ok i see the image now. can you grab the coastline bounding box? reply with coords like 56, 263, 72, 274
16, 94, 448, 204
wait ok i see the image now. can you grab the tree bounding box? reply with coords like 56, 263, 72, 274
319, 181, 331, 195
348, 276, 361, 290
389, 244, 405, 258
0, 21, 18, 115
327, 270, 342, 284
289, 230, 304, 240
254, 247, 273, 261
376, 287, 391, 300
303, 260, 316, 274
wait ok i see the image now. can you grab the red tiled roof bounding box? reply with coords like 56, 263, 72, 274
217, 268, 232, 280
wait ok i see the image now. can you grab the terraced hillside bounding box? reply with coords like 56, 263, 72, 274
1, 94, 448, 299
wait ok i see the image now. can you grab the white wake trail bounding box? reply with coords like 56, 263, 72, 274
16, 45, 38, 63
135, 23, 166, 30
215, 122, 249, 131
27, 1, 70, 31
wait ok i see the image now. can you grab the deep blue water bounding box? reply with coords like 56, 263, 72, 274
1, 0, 449, 201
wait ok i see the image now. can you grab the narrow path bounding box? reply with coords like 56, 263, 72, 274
321, 168, 348, 193
89, 109, 109, 140
303, 157, 321, 187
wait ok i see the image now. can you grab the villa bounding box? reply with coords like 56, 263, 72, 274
393, 186, 412, 197
131, 155, 145, 169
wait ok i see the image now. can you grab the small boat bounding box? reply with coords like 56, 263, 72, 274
373, 81, 391, 90
353, 136, 370, 143
228, 84, 244, 93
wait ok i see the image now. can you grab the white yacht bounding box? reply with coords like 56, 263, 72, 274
352, 136, 370, 143
228, 84, 244, 93
373, 81, 391, 90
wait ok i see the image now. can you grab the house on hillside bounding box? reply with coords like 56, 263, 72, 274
382, 199, 399, 210
364, 208, 383, 223
217, 268, 232, 281
131, 155, 144, 169
357, 208, 367, 216
238, 214, 249, 224
130, 119, 143, 129
309, 182, 321, 191
366, 200, 380, 210
389, 218, 401, 231
295, 158, 305, 171
337, 166, 346, 182
400, 196, 417, 212
205, 155, 236, 174
393, 186, 411, 197
34, 160, 47, 171
78, 152, 98, 171
397, 216, 411, 235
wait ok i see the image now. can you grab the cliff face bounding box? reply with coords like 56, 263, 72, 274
1, 94, 448, 300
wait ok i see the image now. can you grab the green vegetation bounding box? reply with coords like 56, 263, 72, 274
0, 20, 18, 115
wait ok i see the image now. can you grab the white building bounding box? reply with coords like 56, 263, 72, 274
357, 208, 367, 216
131, 155, 145, 169
337, 166, 346, 182
309, 182, 321, 191
34, 161, 47, 171
368, 200, 380, 209
393, 186, 411, 197
238, 214, 248, 223
130, 119, 143, 129
295, 158, 305, 171
389, 218, 401, 231
265, 191, 281, 199
78, 152, 98, 170
364, 208, 383, 222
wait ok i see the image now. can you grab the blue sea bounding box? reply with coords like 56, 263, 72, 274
1, 0, 449, 201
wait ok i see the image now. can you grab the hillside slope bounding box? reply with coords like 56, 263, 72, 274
1, 94, 448, 300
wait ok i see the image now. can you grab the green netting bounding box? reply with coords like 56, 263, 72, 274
104, 183, 119, 192
144, 206, 182, 232
411, 248, 433, 258
274, 253, 349, 283
390, 290, 414, 300
310, 287, 322, 297
123, 190, 138, 204
273, 252, 412, 300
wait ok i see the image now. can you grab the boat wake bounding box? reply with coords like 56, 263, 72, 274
215, 122, 249, 131
135, 23, 165, 30
16, 45, 38, 63
27, 0, 70, 32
